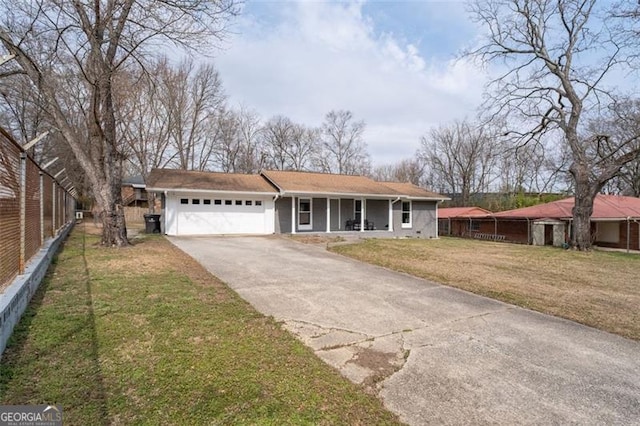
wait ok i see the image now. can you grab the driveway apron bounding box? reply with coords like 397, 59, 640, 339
169, 235, 640, 425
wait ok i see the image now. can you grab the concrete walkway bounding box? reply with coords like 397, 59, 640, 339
169, 235, 640, 425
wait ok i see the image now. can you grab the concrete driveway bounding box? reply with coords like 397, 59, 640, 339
169, 235, 640, 425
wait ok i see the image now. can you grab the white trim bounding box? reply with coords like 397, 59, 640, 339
326, 197, 330, 233
360, 197, 365, 232
338, 198, 342, 230
388, 199, 394, 232
147, 187, 278, 196
401, 200, 412, 229
283, 191, 448, 201
354, 199, 362, 223
298, 197, 313, 230
291, 197, 296, 234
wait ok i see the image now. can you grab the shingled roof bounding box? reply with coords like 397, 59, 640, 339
438, 207, 492, 219
261, 170, 447, 199
146, 169, 278, 194
379, 181, 448, 200
146, 168, 447, 200
493, 194, 640, 220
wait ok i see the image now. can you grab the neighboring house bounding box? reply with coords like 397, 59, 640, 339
492, 195, 640, 249
145, 168, 448, 237
438, 207, 492, 237
440, 195, 640, 250
121, 175, 149, 207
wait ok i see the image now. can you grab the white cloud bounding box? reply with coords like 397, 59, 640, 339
215, 1, 487, 165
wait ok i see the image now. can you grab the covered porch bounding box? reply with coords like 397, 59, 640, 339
275, 195, 404, 234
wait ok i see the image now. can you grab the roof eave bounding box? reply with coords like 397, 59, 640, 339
145, 187, 279, 196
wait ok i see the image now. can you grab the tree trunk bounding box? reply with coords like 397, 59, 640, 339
571, 169, 596, 250
92, 162, 129, 247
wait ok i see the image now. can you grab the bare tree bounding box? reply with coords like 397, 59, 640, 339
234, 108, 266, 173
371, 159, 424, 185
0, 75, 47, 153
419, 120, 499, 206
590, 98, 640, 196
262, 116, 296, 170
498, 137, 568, 195
469, 0, 640, 249
316, 110, 370, 175
0, 0, 237, 246
163, 60, 226, 171
117, 62, 173, 179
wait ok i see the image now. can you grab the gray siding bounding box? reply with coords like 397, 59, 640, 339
393, 200, 438, 238
366, 199, 388, 230
275, 197, 293, 233
311, 198, 327, 232
341, 199, 354, 228
275, 196, 438, 237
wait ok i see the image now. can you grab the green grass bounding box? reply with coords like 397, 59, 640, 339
331, 237, 640, 341
0, 227, 400, 425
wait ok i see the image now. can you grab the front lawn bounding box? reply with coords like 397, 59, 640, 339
331, 237, 640, 341
0, 225, 400, 425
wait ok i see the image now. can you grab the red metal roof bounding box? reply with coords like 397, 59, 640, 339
493, 195, 640, 220
438, 207, 492, 219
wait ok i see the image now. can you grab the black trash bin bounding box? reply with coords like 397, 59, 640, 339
143, 214, 162, 234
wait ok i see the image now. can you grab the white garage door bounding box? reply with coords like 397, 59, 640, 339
174, 196, 273, 235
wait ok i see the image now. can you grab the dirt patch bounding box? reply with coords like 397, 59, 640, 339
349, 347, 404, 390
289, 235, 346, 245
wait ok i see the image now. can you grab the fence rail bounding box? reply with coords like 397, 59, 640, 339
0, 127, 75, 290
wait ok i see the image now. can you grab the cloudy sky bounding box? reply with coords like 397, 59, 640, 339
214, 0, 488, 166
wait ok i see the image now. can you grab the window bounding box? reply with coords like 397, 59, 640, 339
225, 200, 232, 205
192, 199, 200, 205
245, 200, 252, 206
180, 198, 188, 205
255, 200, 262, 206
203, 199, 211, 205
298, 198, 312, 230
440, 220, 449, 234
214, 199, 222, 205
354, 200, 362, 222
596, 222, 619, 243
470, 221, 480, 232
401, 201, 411, 228
235, 200, 242, 206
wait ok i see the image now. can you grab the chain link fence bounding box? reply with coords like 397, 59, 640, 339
0, 127, 75, 290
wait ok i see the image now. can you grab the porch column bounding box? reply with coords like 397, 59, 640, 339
388, 199, 393, 232
338, 199, 341, 230
360, 197, 365, 232
326, 197, 330, 233
291, 196, 296, 234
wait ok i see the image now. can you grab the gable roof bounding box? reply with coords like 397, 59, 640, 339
438, 207, 492, 219
493, 194, 640, 220
379, 181, 448, 200
146, 169, 278, 194
261, 170, 447, 200
146, 168, 448, 200
122, 175, 146, 188
261, 170, 397, 196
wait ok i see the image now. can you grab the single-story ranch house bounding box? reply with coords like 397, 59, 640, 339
145, 168, 448, 237
439, 194, 640, 250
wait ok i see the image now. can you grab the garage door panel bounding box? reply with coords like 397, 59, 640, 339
176, 201, 270, 235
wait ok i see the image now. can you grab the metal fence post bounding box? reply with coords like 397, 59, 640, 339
39, 171, 44, 245
52, 183, 56, 235
19, 152, 26, 274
